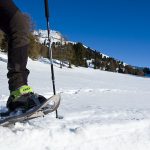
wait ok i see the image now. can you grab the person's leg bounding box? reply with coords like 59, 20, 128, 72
0, 1, 47, 111
0, 0, 30, 92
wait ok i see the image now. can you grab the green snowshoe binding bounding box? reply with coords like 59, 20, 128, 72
7, 85, 47, 112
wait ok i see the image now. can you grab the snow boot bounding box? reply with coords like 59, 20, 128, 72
7, 85, 47, 112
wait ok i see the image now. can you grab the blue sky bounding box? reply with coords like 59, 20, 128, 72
14, 0, 150, 67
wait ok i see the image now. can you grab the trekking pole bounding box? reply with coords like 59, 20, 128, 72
44, 0, 58, 118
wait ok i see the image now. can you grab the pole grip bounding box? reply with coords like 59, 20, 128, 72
44, 0, 49, 19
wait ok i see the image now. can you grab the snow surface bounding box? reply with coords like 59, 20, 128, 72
33, 30, 65, 44
0, 52, 150, 150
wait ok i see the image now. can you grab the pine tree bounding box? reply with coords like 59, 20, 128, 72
143, 67, 150, 74
73, 43, 85, 67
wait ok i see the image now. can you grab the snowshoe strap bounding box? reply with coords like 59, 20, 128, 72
30, 94, 41, 106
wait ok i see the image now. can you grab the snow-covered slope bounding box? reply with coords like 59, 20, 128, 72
0, 52, 150, 150
33, 29, 65, 44
33, 29, 110, 59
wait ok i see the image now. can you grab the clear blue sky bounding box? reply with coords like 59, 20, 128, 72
14, 0, 150, 67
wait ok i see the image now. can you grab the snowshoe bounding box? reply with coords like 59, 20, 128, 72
0, 94, 61, 127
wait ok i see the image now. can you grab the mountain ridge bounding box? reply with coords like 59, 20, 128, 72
33, 29, 150, 77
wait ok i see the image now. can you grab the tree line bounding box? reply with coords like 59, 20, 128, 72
51, 42, 147, 76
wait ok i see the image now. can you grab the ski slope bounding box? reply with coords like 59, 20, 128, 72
0, 52, 150, 150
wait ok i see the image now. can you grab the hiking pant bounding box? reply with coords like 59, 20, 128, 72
0, 0, 30, 92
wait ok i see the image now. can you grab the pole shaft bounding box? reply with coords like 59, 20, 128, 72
44, 0, 58, 118
44, 0, 49, 18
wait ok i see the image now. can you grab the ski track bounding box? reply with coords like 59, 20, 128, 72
1, 53, 150, 150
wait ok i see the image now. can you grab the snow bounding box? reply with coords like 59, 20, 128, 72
33, 30, 65, 44
0, 52, 150, 150
33, 29, 111, 60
